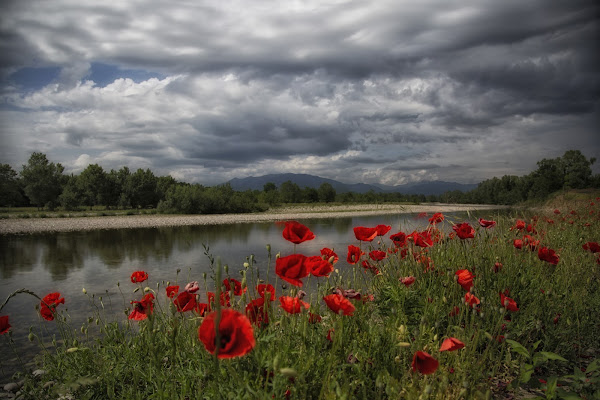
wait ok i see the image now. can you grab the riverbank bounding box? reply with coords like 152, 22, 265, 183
0, 203, 509, 234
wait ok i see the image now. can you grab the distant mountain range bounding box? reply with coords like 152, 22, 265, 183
226, 173, 478, 196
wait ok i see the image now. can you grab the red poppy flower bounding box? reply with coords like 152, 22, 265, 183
306, 255, 334, 277
207, 291, 231, 308
428, 212, 445, 225
323, 293, 356, 316
400, 276, 415, 287
347, 245, 364, 264
439, 337, 465, 352
166, 285, 179, 298
257, 284, 276, 301
369, 250, 387, 261
198, 309, 255, 359
523, 235, 539, 250
453, 222, 475, 239
464, 292, 480, 308
0, 316, 11, 335
500, 292, 519, 312
320, 247, 339, 264
279, 296, 310, 314
245, 298, 268, 328
195, 303, 209, 316
327, 328, 334, 342
308, 312, 322, 324
276, 254, 309, 287
174, 291, 198, 312
583, 242, 600, 253
282, 221, 315, 244
185, 281, 199, 293
493, 262, 503, 273
511, 220, 526, 231
412, 351, 439, 375
449, 306, 460, 316
390, 232, 407, 247
375, 224, 392, 236
130, 271, 148, 284
478, 218, 496, 228
129, 293, 155, 321
408, 231, 433, 247
361, 260, 380, 275
513, 239, 523, 249
417, 212, 428, 218
223, 278, 246, 296
353, 226, 378, 242
40, 292, 65, 321
455, 269, 474, 291
538, 247, 559, 265
553, 209, 561, 214
526, 224, 537, 234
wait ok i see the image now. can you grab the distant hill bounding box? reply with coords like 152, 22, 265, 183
226, 173, 477, 195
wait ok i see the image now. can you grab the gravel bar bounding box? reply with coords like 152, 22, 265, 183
0, 204, 508, 235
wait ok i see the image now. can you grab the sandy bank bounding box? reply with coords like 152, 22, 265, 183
0, 203, 508, 235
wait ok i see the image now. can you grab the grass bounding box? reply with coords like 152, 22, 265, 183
1, 198, 599, 399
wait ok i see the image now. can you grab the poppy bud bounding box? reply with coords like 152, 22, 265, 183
328, 256, 335, 264
82, 288, 87, 294
28, 333, 35, 342
117, 282, 120, 287
81, 326, 86, 334
266, 244, 271, 253
276, 252, 281, 259
398, 342, 411, 347
243, 262, 250, 268
66, 347, 78, 353
144, 287, 150, 293
280, 368, 297, 378
133, 287, 139, 293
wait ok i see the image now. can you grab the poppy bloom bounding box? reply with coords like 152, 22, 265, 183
553, 209, 561, 214
417, 212, 428, 218
493, 262, 503, 273
412, 351, 439, 375
583, 242, 600, 253
400, 276, 416, 287
129, 293, 155, 321
185, 281, 199, 293
428, 212, 444, 225
245, 298, 268, 328
353, 226, 378, 242
198, 309, 255, 359
306, 256, 334, 277
40, 292, 65, 321
453, 222, 475, 239
308, 312, 322, 324
408, 231, 433, 247
464, 292, 480, 308
449, 306, 460, 316
282, 221, 315, 244
320, 248, 339, 264
323, 293, 355, 316
207, 292, 231, 308
195, 303, 209, 316
361, 260, 380, 275
223, 278, 246, 296
0, 316, 10, 334
257, 284, 276, 301
165, 285, 179, 298
439, 337, 465, 352
513, 239, 523, 249
279, 296, 310, 314
375, 224, 392, 236
369, 250, 387, 261
174, 291, 198, 312
478, 218, 496, 228
455, 269, 474, 291
327, 328, 334, 342
511, 220, 526, 231
276, 254, 309, 287
538, 247, 560, 265
500, 292, 519, 312
130, 271, 148, 284
390, 232, 407, 247
523, 235, 539, 250
347, 245, 364, 264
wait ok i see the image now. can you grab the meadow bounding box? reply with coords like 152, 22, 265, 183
1, 195, 599, 399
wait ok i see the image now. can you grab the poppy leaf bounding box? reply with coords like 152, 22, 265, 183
505, 339, 531, 359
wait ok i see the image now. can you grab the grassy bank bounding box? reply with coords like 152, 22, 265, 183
1, 198, 599, 399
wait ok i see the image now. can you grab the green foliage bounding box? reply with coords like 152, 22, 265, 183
318, 183, 336, 203
20, 152, 66, 210
0, 163, 23, 207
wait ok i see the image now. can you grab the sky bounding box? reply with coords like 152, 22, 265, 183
1, 0, 599, 186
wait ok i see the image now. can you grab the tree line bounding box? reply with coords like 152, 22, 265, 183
0, 150, 598, 213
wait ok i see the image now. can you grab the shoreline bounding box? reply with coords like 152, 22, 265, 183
0, 203, 509, 235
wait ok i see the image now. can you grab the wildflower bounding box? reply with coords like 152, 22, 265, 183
198, 309, 255, 359
375, 224, 392, 236
207, 291, 231, 308
130, 271, 148, 284
449, 306, 460, 316
439, 337, 465, 352
429, 212, 445, 225
464, 292, 480, 308
40, 292, 65, 321
500, 292, 519, 312
223, 278, 246, 296
493, 262, 503, 273
279, 296, 309, 314
165, 285, 179, 298
275, 254, 309, 287
478, 218, 496, 228
583, 242, 600, 253
513, 239, 523, 250
400, 276, 416, 287
453, 222, 475, 239
369, 250, 387, 261
308, 312, 322, 324
538, 247, 560, 265
408, 230, 433, 247
174, 291, 198, 312
327, 329, 334, 342
0, 316, 10, 334
320, 247, 339, 264
455, 269, 474, 291
523, 235, 539, 250
282, 221, 315, 244
353, 226, 378, 242
511, 220, 526, 231
347, 245, 364, 264
256, 284, 276, 301
323, 294, 355, 316
306, 255, 334, 277
245, 298, 268, 328
553, 209, 561, 215
195, 303, 209, 316
390, 232, 407, 247
184, 281, 199, 293
412, 351, 439, 375
129, 293, 154, 321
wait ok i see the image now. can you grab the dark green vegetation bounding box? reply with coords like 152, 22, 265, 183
1, 197, 599, 399
1, 150, 598, 216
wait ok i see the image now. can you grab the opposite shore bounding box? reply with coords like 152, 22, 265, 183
0, 203, 510, 235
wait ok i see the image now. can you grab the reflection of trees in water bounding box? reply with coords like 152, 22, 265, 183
0, 236, 38, 279
41, 233, 85, 280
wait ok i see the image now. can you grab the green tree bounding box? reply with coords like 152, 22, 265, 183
561, 150, 594, 189
78, 164, 108, 208
279, 181, 301, 203
302, 187, 319, 203
126, 168, 159, 208
318, 183, 336, 203
59, 175, 83, 210
0, 164, 23, 207
20, 152, 66, 210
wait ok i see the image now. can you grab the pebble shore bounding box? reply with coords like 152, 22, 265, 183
0, 204, 507, 235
